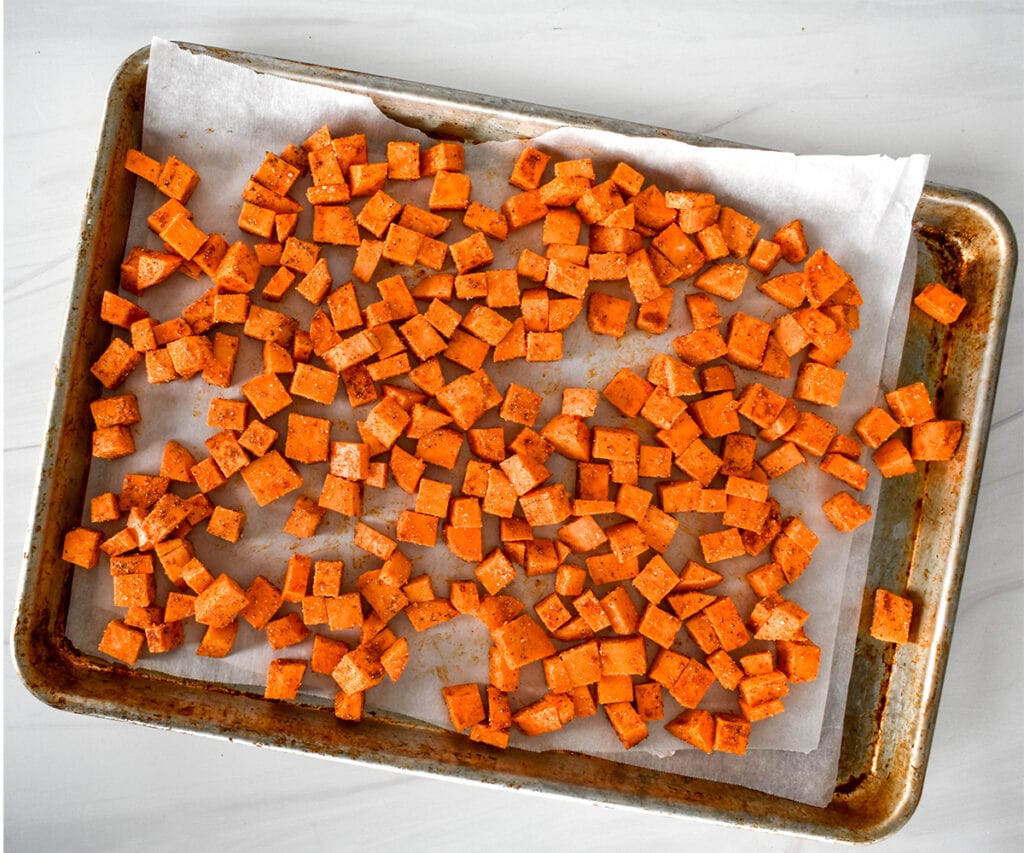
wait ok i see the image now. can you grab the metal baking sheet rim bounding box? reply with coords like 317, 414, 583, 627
12, 42, 1018, 844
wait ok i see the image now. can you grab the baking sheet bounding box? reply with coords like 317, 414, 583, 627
65, 37, 929, 807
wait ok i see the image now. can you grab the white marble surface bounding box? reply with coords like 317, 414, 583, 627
4, 2, 1022, 850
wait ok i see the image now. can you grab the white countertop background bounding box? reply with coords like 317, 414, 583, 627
4, 2, 1022, 850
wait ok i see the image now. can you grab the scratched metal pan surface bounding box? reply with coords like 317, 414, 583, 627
13, 42, 1017, 843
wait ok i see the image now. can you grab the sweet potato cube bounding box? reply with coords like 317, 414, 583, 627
745, 562, 787, 598
206, 505, 245, 543
420, 141, 464, 175
194, 573, 249, 628
673, 438, 721, 488
871, 589, 914, 643
547, 566, 585, 603
265, 612, 311, 650
670, 658, 716, 708
351, 238, 384, 283
309, 636, 350, 676
694, 262, 748, 301
822, 491, 873, 532
873, 437, 917, 477
265, 659, 307, 700
854, 406, 901, 449
784, 411, 838, 457
552, 642, 597, 690
502, 189, 549, 230
604, 702, 648, 749
240, 450, 303, 507
557, 515, 608, 555
795, 361, 847, 407
283, 413, 330, 465
494, 385, 544, 431
747, 238, 782, 275
241, 372, 293, 420
885, 381, 936, 427
62, 527, 104, 569
98, 619, 145, 665
804, 248, 853, 308
190, 620, 239, 659
597, 585, 638, 635
913, 281, 967, 324
519, 484, 572, 528
90, 338, 142, 390
492, 614, 557, 669
703, 596, 750, 651
378, 636, 409, 683
599, 635, 647, 677
820, 452, 870, 490
636, 603, 681, 650
672, 327, 728, 368
112, 573, 156, 609
776, 639, 821, 683
724, 312, 771, 370
332, 646, 385, 694
462, 201, 509, 240
513, 699, 563, 736
301, 596, 328, 626
333, 689, 365, 722
324, 594, 362, 632
646, 649, 686, 691
534, 593, 573, 634
288, 362, 338, 406
570, 589, 610, 634
237, 420, 277, 458
666, 708, 714, 753
237, 575, 282, 631
441, 683, 487, 732
910, 420, 963, 461
475, 548, 517, 596
428, 170, 472, 211
154, 155, 199, 203
546, 257, 590, 299
510, 146, 551, 190
143, 618, 185, 651
603, 368, 654, 418
395, 510, 439, 547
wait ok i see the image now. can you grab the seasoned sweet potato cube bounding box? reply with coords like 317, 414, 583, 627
238, 450, 302, 507
670, 657, 716, 708
62, 527, 103, 569
795, 361, 847, 407
604, 701, 648, 749
493, 615, 557, 669
428, 169, 472, 211
194, 573, 249, 628
264, 659, 307, 700
913, 281, 967, 324
419, 141, 464, 176
822, 491, 872, 532
804, 248, 853, 308
665, 708, 714, 753
600, 368, 653, 419
870, 589, 914, 644
442, 683, 486, 732
910, 420, 963, 461
854, 406, 901, 449
98, 619, 146, 665
776, 639, 821, 683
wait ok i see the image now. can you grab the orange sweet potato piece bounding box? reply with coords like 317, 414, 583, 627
870, 589, 913, 644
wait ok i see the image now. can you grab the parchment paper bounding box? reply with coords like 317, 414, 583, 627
68, 38, 927, 806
